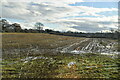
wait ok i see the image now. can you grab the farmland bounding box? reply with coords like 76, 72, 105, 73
1, 33, 120, 78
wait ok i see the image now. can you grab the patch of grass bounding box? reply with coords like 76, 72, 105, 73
2, 53, 119, 78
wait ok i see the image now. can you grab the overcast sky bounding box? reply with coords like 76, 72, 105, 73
1, 0, 119, 32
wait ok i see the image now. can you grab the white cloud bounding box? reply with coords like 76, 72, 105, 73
2, 0, 119, 2
98, 30, 111, 33
2, 0, 84, 3
1, 1, 118, 32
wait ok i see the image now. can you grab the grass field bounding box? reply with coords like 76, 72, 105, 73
1, 33, 120, 78
2, 33, 85, 49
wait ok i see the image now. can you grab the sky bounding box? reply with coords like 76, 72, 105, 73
0, 0, 119, 33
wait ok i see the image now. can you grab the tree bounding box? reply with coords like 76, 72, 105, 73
110, 28, 114, 33
35, 22, 44, 33
12, 23, 21, 32
0, 19, 9, 32
45, 29, 53, 33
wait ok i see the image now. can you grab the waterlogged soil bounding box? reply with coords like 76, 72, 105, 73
61, 38, 118, 54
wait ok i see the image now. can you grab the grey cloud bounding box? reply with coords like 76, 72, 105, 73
58, 20, 112, 32
71, 25, 107, 32
1, 1, 118, 32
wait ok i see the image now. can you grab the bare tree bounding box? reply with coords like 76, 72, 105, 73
35, 22, 44, 33
110, 28, 114, 33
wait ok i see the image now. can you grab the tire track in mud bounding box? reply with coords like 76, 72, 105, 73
60, 38, 119, 55
60, 38, 91, 53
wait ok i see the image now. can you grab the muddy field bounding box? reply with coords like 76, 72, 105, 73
60, 38, 118, 55
1, 33, 120, 78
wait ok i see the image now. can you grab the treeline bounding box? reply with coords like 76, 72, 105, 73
0, 19, 61, 33
0, 19, 119, 39
52, 32, 119, 39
